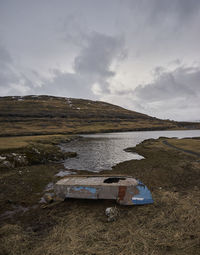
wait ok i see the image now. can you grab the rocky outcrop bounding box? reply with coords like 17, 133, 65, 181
0, 145, 77, 169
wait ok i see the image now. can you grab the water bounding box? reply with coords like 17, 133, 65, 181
61, 130, 200, 172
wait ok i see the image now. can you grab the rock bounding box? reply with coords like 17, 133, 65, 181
0, 156, 6, 161
43, 193, 54, 203
55, 170, 77, 177
14, 154, 28, 166
44, 182, 54, 192
39, 197, 47, 204
4, 153, 28, 167
105, 207, 119, 222
1, 160, 14, 168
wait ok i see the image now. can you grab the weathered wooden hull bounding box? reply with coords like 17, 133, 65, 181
55, 175, 153, 205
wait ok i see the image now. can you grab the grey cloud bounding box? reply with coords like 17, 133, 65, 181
0, 42, 33, 95
0, 19, 125, 97
0, 43, 12, 68
61, 14, 89, 47
1, 0, 200, 121
124, 0, 200, 63
0, 42, 17, 93
130, 0, 200, 22
131, 65, 200, 120
74, 32, 124, 78
35, 71, 94, 98
36, 32, 125, 98
135, 66, 200, 102
99, 63, 200, 121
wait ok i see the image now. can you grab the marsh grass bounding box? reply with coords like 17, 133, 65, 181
0, 190, 199, 255
0, 134, 73, 151
0, 137, 200, 255
169, 138, 200, 153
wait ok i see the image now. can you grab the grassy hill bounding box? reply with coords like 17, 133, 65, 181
0, 95, 199, 136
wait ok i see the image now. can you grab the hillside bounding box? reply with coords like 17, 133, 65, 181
0, 95, 199, 136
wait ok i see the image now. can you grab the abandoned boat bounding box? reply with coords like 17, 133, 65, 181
55, 175, 153, 205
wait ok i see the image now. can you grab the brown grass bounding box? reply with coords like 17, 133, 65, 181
169, 138, 200, 153
0, 137, 200, 255
0, 119, 176, 137
0, 134, 72, 151
0, 95, 182, 137
0, 190, 199, 255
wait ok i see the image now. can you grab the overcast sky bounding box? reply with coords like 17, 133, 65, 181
0, 0, 200, 121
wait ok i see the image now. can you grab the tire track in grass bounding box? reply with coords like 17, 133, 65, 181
163, 140, 200, 158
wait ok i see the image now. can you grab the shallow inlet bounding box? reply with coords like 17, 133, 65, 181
60, 129, 200, 172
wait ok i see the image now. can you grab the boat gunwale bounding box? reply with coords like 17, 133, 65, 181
55, 175, 138, 187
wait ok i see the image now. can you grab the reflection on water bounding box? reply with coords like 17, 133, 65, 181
61, 130, 200, 172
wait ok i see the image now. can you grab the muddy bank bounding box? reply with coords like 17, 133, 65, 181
0, 137, 200, 255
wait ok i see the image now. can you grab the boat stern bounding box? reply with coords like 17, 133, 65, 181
118, 180, 153, 205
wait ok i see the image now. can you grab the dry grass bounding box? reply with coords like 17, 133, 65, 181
0, 119, 176, 137
0, 224, 32, 255
0, 134, 72, 151
0, 95, 180, 137
0, 189, 199, 255
0, 137, 200, 255
169, 138, 200, 153
35, 190, 199, 255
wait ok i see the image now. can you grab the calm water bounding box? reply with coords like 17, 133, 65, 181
61, 130, 200, 172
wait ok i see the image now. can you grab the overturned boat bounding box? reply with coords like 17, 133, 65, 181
55, 175, 153, 205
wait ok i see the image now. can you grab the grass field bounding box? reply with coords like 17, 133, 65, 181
168, 137, 200, 153
0, 134, 73, 151
0, 136, 199, 255
1, 95, 199, 137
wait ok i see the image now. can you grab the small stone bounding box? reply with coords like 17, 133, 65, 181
1, 161, 14, 168
44, 182, 54, 192
0, 156, 6, 161
43, 193, 54, 203
39, 197, 47, 204
105, 207, 119, 222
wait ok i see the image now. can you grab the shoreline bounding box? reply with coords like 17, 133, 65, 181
0, 126, 199, 138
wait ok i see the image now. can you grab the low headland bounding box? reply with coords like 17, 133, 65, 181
1, 95, 200, 137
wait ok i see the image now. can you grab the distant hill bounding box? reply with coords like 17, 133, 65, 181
0, 95, 199, 136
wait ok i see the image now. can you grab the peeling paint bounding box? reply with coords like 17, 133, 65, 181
132, 180, 153, 205
55, 176, 153, 205
73, 186, 96, 194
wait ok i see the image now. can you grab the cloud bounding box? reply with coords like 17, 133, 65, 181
0, 42, 14, 86
0, 42, 22, 95
108, 64, 200, 121
35, 70, 93, 98
35, 32, 125, 98
134, 65, 200, 102
0, 41, 38, 96
129, 0, 200, 23
1, 1, 200, 121
74, 32, 124, 78
0, 31, 125, 98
